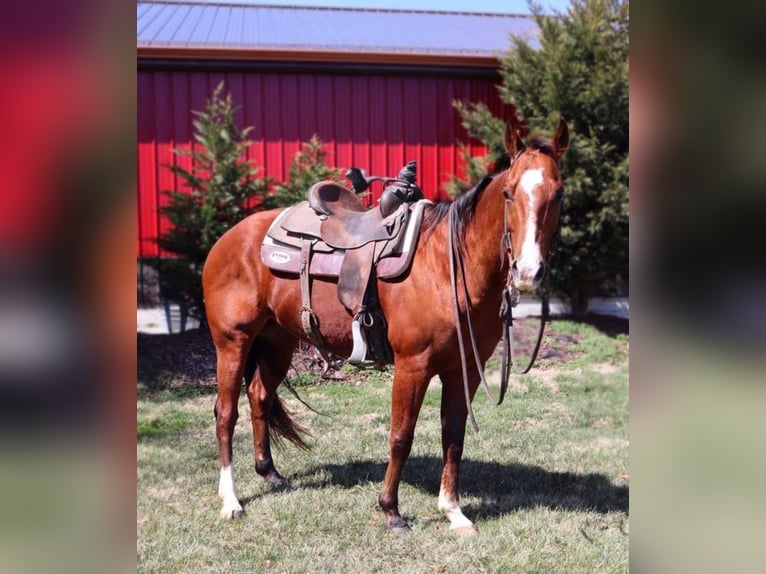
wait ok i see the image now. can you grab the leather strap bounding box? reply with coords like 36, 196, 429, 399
448, 207, 479, 432
299, 240, 332, 370
500, 286, 549, 378
448, 207, 501, 432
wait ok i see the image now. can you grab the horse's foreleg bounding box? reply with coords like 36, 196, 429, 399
437, 368, 479, 535
213, 337, 251, 519
245, 328, 297, 488
379, 362, 430, 533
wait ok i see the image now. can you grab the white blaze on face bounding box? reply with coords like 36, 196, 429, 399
517, 168, 544, 281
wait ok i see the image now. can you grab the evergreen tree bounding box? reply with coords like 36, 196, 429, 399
263, 134, 343, 208
454, 0, 629, 313
444, 140, 494, 198
153, 82, 270, 320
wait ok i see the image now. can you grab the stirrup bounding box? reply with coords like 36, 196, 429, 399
348, 318, 368, 365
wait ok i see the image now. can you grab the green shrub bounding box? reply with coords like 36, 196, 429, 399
263, 134, 343, 208
152, 82, 271, 320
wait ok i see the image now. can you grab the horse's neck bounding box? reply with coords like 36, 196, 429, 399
460, 183, 508, 301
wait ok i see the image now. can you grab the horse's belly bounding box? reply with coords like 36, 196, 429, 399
269, 273, 355, 357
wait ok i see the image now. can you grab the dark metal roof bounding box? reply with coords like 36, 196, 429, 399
137, 1, 538, 57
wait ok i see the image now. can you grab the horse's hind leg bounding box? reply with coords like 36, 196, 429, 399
212, 332, 253, 519
245, 323, 302, 488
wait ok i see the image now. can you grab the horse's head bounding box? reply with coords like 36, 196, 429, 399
501, 116, 569, 290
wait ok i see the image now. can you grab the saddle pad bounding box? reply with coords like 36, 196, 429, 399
261, 236, 345, 277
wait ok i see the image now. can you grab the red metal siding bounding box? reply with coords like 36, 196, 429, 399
137, 68, 512, 258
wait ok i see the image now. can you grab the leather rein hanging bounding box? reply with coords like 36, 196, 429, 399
448, 167, 553, 433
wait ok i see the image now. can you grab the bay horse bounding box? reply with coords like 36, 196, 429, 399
202, 115, 568, 534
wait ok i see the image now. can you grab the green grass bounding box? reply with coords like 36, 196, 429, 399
138, 320, 628, 573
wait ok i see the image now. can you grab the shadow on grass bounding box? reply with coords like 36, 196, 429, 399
291, 456, 628, 518
138, 328, 218, 401
564, 314, 629, 338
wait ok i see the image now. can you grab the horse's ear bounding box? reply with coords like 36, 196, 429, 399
503, 116, 525, 157
552, 118, 569, 157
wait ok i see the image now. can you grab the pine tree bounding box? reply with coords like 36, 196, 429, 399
153, 82, 271, 321
454, 0, 629, 314
263, 134, 343, 208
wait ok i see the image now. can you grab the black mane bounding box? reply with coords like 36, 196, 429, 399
421, 175, 494, 235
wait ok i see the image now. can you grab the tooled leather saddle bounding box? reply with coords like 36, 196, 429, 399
260, 161, 430, 366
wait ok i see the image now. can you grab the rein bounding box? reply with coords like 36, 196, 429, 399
448, 205, 492, 432
448, 171, 552, 433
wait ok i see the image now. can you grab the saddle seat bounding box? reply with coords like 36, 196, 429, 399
308, 181, 409, 249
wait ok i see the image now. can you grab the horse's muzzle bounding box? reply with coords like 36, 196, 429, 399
512, 260, 547, 290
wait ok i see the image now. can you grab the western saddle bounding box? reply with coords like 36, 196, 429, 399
261, 161, 430, 366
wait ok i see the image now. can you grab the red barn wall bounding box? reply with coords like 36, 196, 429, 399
137, 65, 511, 258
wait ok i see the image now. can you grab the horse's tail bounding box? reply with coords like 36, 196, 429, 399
244, 341, 312, 452
268, 395, 311, 451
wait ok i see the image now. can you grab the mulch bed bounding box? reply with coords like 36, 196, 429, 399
138, 314, 627, 392
138, 328, 217, 391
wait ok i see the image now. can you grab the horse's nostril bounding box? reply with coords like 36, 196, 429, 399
534, 263, 546, 284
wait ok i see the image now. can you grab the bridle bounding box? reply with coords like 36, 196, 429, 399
448, 150, 559, 432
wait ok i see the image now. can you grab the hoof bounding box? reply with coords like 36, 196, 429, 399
263, 472, 288, 489
386, 516, 410, 535
220, 507, 244, 519
451, 525, 478, 537
266, 476, 288, 489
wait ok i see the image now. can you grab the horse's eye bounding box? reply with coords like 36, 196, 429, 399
554, 187, 564, 202
503, 188, 512, 201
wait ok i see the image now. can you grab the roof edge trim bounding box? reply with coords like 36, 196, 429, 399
136, 46, 502, 68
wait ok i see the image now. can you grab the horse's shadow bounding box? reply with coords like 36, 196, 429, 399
278, 456, 628, 520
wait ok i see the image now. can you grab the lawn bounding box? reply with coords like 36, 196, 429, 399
138, 316, 628, 573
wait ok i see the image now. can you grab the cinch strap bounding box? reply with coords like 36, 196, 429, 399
299, 240, 332, 369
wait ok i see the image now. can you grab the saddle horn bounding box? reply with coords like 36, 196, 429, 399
345, 167, 370, 193
397, 161, 417, 185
